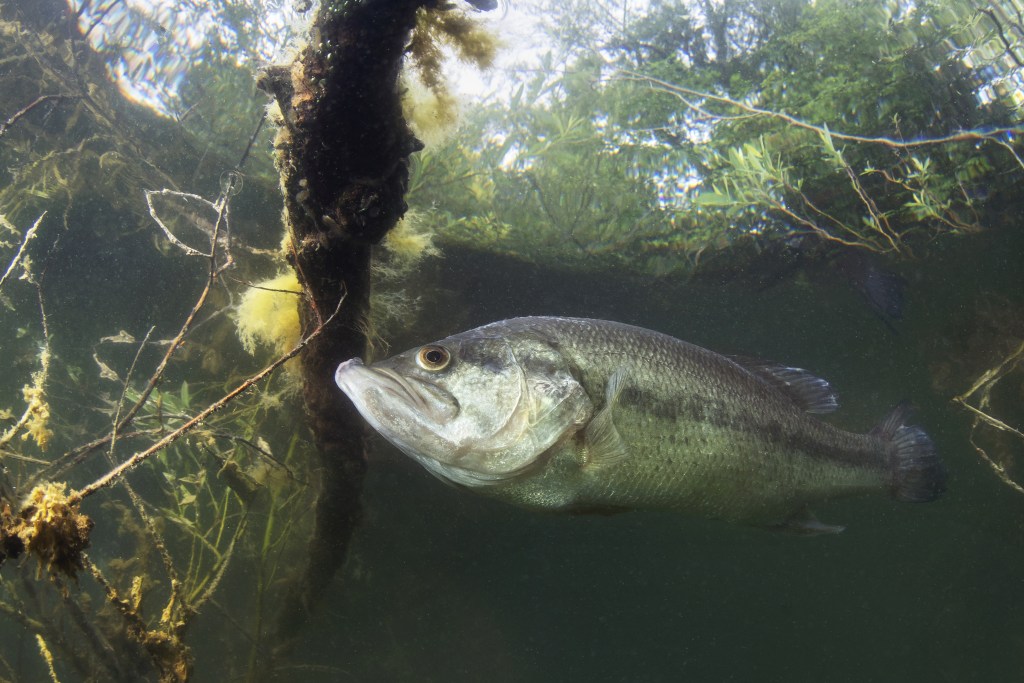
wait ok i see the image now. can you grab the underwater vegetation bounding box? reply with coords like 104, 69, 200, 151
948, 299, 1024, 493
0, 177, 319, 682
403, 4, 499, 146
235, 271, 304, 359
0, 0, 491, 679
0, 2, 328, 679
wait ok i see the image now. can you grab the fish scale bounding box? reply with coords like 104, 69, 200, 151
489, 317, 887, 518
335, 317, 946, 532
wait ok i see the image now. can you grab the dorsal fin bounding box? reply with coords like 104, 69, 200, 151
730, 356, 839, 414
868, 401, 911, 439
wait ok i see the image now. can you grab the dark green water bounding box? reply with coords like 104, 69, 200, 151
280, 231, 1024, 682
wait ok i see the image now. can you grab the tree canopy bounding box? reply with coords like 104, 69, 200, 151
410, 0, 1024, 277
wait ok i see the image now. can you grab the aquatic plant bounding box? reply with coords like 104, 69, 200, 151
234, 271, 303, 358
1, 1, 495, 679
0, 482, 92, 579
0, 160, 326, 681
0, 16, 328, 669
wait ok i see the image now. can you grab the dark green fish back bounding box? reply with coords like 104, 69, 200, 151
473, 317, 897, 522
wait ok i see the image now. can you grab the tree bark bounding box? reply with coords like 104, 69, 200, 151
258, 0, 430, 652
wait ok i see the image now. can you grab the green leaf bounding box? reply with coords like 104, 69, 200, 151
694, 191, 736, 207
818, 123, 844, 167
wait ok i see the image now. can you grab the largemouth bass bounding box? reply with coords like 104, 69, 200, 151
335, 317, 945, 532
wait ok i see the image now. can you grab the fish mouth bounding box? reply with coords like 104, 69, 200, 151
335, 358, 458, 423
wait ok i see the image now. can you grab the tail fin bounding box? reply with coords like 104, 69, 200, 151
871, 403, 946, 502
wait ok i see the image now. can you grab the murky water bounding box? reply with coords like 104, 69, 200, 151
286, 240, 1024, 682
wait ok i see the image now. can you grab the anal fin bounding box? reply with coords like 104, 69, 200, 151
771, 508, 845, 535
564, 503, 631, 516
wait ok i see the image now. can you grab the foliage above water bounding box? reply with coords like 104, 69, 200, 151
409, 0, 1024, 276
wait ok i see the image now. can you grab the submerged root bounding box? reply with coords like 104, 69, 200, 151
136, 627, 193, 683
0, 482, 93, 579
953, 340, 1024, 494
89, 561, 194, 683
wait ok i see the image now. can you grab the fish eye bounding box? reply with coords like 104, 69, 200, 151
416, 345, 451, 371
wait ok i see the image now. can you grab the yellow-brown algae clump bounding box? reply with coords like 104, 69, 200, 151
15, 482, 93, 578
233, 271, 302, 357
377, 211, 439, 276
403, 6, 499, 147
21, 382, 53, 450
16, 346, 53, 451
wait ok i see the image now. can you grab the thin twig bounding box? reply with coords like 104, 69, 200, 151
104, 326, 183, 590
0, 213, 45, 293
69, 290, 345, 504
82, 0, 128, 42
0, 97, 78, 140
207, 432, 306, 486
953, 398, 1024, 439
236, 111, 267, 172
963, 416, 1024, 495
952, 340, 1024, 494
954, 340, 1024, 403
622, 71, 1024, 152
35, 635, 60, 683
109, 327, 155, 457
980, 8, 1024, 69
839, 162, 901, 254
109, 180, 237, 444
25, 430, 160, 489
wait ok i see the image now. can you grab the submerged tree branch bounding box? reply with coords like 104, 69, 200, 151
953, 340, 1024, 494
257, 0, 466, 653
0, 95, 78, 140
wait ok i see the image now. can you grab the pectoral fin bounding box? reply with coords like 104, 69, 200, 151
582, 367, 629, 469
771, 508, 845, 535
